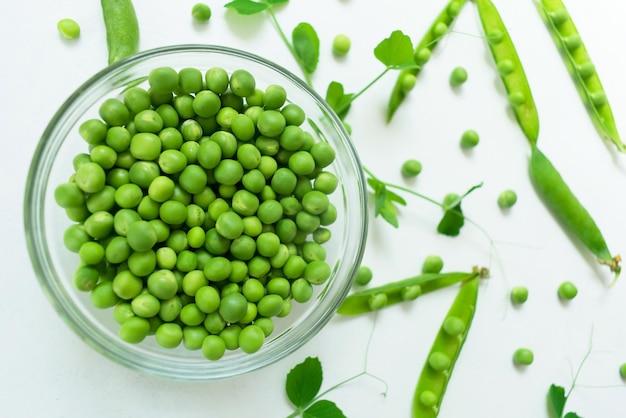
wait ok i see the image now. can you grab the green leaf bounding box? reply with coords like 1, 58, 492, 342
379, 200, 400, 228
374, 30, 415, 69
325, 81, 353, 119
548, 384, 567, 418
303, 400, 347, 418
285, 357, 323, 409
224, 0, 268, 15
437, 202, 464, 236
292, 22, 320, 74
564, 413, 582, 418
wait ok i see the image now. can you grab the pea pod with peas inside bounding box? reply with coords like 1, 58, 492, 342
474, 0, 539, 145
337, 269, 486, 316
412, 277, 479, 417
386, 0, 468, 122
536, 0, 625, 153
529, 145, 621, 282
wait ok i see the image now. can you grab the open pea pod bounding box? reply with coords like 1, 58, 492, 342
412, 276, 479, 417
337, 270, 481, 316
536, 0, 625, 153
474, 0, 539, 145
386, 0, 468, 122
529, 145, 621, 282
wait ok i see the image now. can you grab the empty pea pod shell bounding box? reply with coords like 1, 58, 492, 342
475, 0, 539, 146
536, 0, 625, 152
386, 0, 468, 122
337, 271, 479, 315
412, 277, 479, 417
529, 145, 621, 282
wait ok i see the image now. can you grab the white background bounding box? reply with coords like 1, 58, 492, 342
2, 0, 626, 417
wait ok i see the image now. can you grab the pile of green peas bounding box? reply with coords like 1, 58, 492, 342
54, 65, 341, 361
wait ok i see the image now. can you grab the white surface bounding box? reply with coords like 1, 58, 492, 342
2, 0, 626, 417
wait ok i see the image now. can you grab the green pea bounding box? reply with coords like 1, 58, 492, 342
247, 255, 271, 278
399, 72, 417, 93
205, 67, 229, 94
54, 182, 85, 208
288, 151, 316, 176
510, 286, 529, 304
79, 119, 107, 145
127, 249, 156, 277
159, 296, 183, 322
263, 84, 287, 110
204, 228, 231, 255
303, 260, 331, 285
154, 323, 183, 349
159, 200, 187, 225
166, 229, 189, 254
220, 324, 243, 349
75, 162, 106, 193
414, 48, 431, 65
180, 303, 206, 326
419, 391, 438, 408
258, 155, 278, 179
281, 103, 306, 126
229, 69, 256, 97
73, 265, 99, 292
241, 278, 265, 303
428, 351, 452, 372
332, 33, 351, 56
99, 98, 130, 127
460, 130, 480, 149
290, 278, 313, 303
258, 110, 286, 137
257, 294, 284, 317
218, 292, 248, 323
238, 325, 265, 354
183, 326, 209, 351
368, 293, 388, 311
84, 211, 114, 239
314, 171, 338, 194
147, 269, 178, 299
126, 220, 157, 252
513, 348, 534, 366
124, 87, 151, 114
113, 302, 134, 324
57, 18, 80, 39
149, 66, 179, 95
128, 161, 160, 188
136, 195, 161, 221
202, 335, 226, 360
449, 66, 468, 86
63, 224, 91, 253
79, 241, 105, 265
442, 315, 466, 337
310, 142, 336, 168
354, 266, 373, 286
422, 255, 444, 274
237, 143, 261, 170
620, 363, 626, 380
558, 281, 578, 300
497, 189, 517, 208
241, 169, 266, 194
214, 159, 244, 186
508, 91, 526, 107
131, 293, 160, 318
119, 316, 150, 344
215, 211, 244, 240
204, 256, 232, 282
497, 59, 515, 76
401, 285, 422, 301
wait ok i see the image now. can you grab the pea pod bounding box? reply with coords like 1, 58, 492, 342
474, 0, 539, 145
412, 277, 479, 417
337, 270, 482, 315
529, 145, 621, 281
101, 0, 140, 65
386, 0, 468, 122
536, 0, 625, 153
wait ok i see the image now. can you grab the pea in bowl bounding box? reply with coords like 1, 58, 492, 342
24, 45, 368, 381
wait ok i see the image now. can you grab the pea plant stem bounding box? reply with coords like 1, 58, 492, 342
334, 68, 390, 116
265, 7, 314, 87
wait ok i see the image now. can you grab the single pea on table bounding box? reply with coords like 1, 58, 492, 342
54, 64, 342, 361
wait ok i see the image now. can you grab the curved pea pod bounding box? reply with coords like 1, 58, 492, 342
536, 0, 625, 153
386, 0, 468, 122
529, 145, 621, 282
475, 0, 539, 146
412, 277, 479, 417
101, 0, 140, 65
337, 270, 481, 315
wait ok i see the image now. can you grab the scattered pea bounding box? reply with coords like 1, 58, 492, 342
513, 348, 534, 366
620, 363, 626, 380
460, 129, 479, 149
497, 189, 517, 208
401, 159, 422, 178
57, 18, 80, 39
421, 255, 444, 274
557, 281, 578, 300
449, 66, 468, 86
191, 3, 212, 22
332, 34, 351, 56
354, 265, 373, 286
510, 286, 528, 304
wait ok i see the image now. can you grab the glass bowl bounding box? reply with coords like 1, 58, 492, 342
24, 44, 368, 381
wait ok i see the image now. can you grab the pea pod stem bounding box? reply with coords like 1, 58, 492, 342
412, 276, 479, 417
535, 0, 625, 153
528, 145, 621, 282
386, 0, 468, 122
101, 0, 140, 65
474, 0, 540, 145
337, 269, 486, 316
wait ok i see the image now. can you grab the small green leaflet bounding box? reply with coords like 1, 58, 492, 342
224, 0, 268, 15
286, 357, 324, 408
367, 178, 407, 228
292, 22, 320, 74
548, 384, 567, 418
325, 81, 353, 120
285, 357, 346, 418
374, 30, 417, 69
437, 183, 482, 237
548, 384, 582, 418
303, 400, 346, 418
